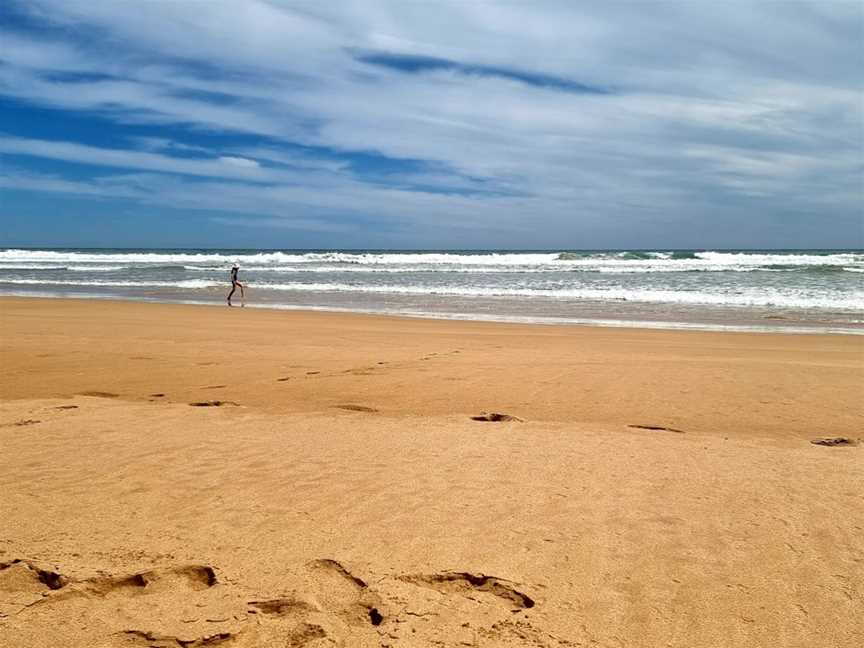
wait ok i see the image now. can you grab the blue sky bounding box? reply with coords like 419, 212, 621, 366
0, 0, 862, 249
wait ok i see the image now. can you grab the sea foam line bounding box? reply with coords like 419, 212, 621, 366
2, 248, 861, 268
3, 277, 861, 310
0, 278, 220, 289
3, 290, 860, 336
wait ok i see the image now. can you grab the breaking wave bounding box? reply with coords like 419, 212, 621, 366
1, 248, 860, 272
3, 277, 861, 310
2, 249, 861, 321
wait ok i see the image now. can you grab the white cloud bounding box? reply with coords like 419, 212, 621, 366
0, 0, 861, 246
218, 156, 260, 169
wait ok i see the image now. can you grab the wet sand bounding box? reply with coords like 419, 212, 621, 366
1, 297, 862, 647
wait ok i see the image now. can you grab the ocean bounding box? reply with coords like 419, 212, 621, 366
1, 248, 862, 333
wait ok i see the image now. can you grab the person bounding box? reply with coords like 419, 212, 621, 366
227, 262, 245, 306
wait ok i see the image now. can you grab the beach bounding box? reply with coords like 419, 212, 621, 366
1, 297, 862, 647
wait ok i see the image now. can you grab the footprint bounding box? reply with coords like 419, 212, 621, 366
202, 385, 227, 390
306, 371, 320, 376
0, 559, 67, 589
0, 559, 68, 615
334, 405, 378, 413
398, 572, 534, 611
54, 405, 79, 410
1, 419, 42, 428
241, 560, 385, 647
149, 393, 166, 398
628, 424, 685, 434
1, 561, 238, 648
188, 401, 238, 407
383, 571, 550, 646
64, 565, 218, 600
305, 559, 384, 628
811, 437, 858, 447
471, 413, 524, 422
77, 391, 119, 398
4, 563, 243, 648
276, 377, 291, 382
344, 368, 376, 376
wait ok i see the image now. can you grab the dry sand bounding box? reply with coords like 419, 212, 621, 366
0, 297, 862, 647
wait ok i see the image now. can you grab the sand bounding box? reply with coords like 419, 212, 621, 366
0, 297, 862, 647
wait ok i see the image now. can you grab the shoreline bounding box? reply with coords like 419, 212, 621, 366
3, 291, 862, 336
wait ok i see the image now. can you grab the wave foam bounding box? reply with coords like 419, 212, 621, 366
246, 282, 864, 310
2, 276, 862, 310
3, 248, 860, 271
0, 278, 221, 289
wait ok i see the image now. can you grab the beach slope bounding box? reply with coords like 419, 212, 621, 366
0, 298, 861, 647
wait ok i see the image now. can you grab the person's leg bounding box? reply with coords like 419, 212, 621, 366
227, 284, 236, 304
239, 282, 245, 299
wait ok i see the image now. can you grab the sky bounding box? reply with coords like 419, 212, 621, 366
0, 0, 862, 250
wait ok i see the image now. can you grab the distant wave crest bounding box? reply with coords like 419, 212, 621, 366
2, 248, 861, 273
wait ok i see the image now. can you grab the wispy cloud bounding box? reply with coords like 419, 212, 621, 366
218, 156, 260, 169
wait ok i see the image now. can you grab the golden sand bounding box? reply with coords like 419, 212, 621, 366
1, 297, 862, 647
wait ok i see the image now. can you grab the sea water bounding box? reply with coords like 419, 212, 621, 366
1, 248, 862, 333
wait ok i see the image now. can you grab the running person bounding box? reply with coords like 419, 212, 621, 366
227, 262, 245, 305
